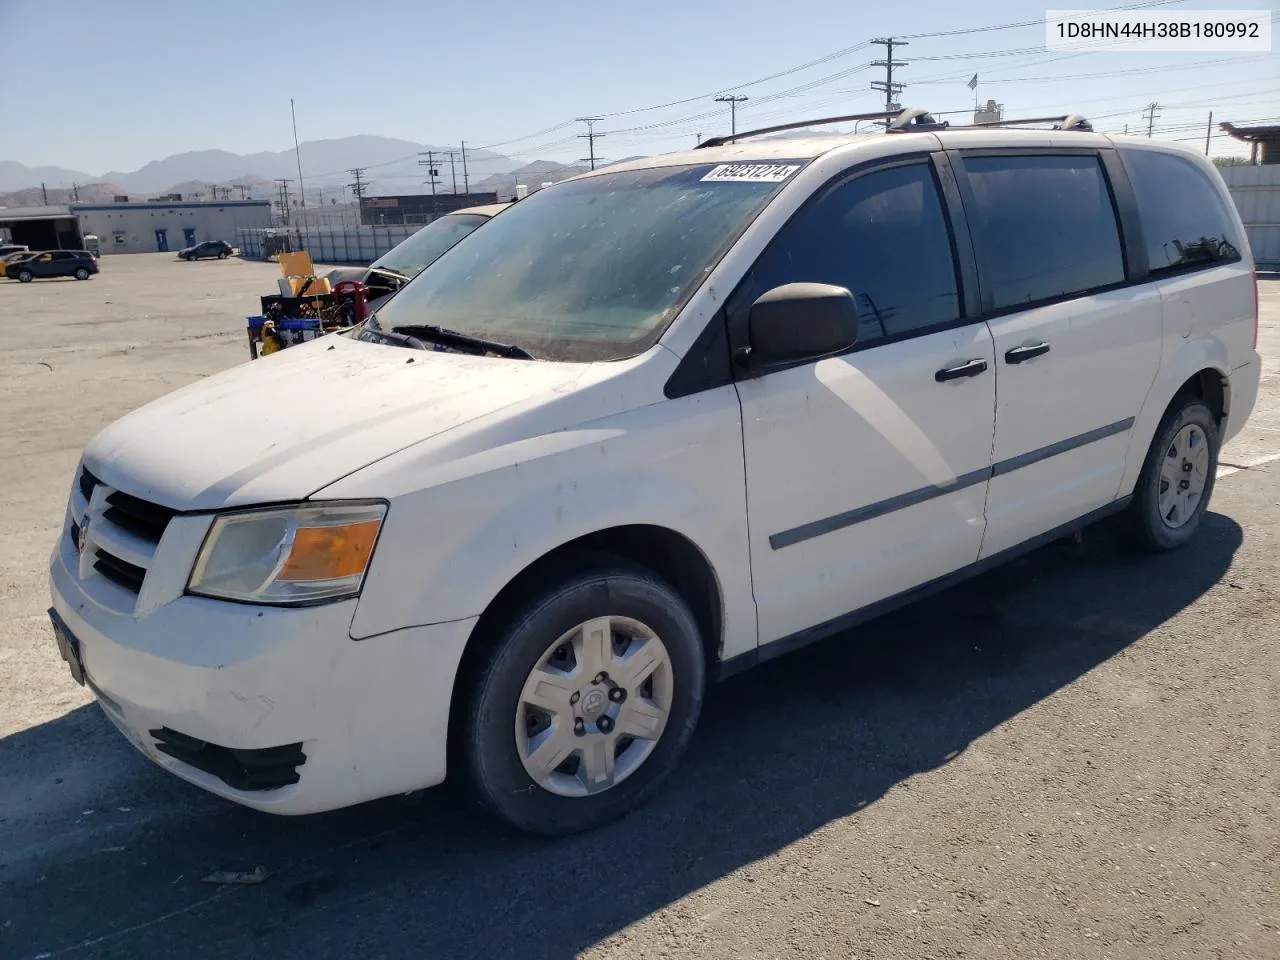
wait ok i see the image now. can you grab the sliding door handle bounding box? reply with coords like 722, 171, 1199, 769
935, 358, 989, 382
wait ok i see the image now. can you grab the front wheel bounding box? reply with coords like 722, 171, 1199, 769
1123, 398, 1219, 551
460, 560, 706, 835
17, 269, 32, 283
217, 251, 228, 259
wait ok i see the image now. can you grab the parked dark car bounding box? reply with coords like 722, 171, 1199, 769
179, 240, 234, 261
4, 250, 98, 282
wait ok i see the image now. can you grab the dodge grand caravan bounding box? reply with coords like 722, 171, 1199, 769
49, 114, 1261, 835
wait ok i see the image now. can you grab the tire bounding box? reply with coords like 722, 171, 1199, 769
17, 269, 32, 283
1122, 398, 1219, 551
74, 267, 90, 280
217, 251, 228, 260
459, 559, 706, 835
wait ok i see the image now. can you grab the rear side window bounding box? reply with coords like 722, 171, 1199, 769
962, 154, 1125, 310
740, 162, 961, 345
1122, 149, 1241, 274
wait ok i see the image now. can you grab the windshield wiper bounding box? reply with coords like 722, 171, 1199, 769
356, 323, 427, 350
391, 324, 535, 360
369, 266, 412, 283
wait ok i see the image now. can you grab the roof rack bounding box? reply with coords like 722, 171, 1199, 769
695, 109, 911, 148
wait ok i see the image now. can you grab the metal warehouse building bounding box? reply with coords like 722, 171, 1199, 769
73, 199, 272, 254
0, 205, 83, 250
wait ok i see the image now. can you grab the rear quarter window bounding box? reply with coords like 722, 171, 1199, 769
1122, 149, 1242, 275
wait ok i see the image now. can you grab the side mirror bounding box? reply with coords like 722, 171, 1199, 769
740, 282, 859, 370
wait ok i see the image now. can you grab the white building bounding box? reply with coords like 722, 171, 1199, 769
73, 199, 272, 254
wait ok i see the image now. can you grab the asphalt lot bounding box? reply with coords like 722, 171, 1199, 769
1, 254, 1277, 960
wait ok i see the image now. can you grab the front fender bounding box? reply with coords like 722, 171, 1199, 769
1116, 334, 1229, 497
334, 388, 758, 660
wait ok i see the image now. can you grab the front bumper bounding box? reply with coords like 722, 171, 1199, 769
49, 528, 476, 814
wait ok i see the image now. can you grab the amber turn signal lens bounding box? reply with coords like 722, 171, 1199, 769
278, 520, 382, 581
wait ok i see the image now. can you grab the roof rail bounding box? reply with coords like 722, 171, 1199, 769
695, 109, 909, 149
965, 114, 1093, 132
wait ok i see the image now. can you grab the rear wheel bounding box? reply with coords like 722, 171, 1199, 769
17, 269, 32, 283
460, 560, 706, 835
73, 267, 90, 280
1123, 398, 1219, 551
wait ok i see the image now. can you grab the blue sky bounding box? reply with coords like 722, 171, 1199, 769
1, 0, 1275, 173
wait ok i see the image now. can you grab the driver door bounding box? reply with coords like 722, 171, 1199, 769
730, 157, 997, 646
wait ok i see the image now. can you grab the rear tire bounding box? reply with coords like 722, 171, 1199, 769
1122, 398, 1219, 551
460, 559, 706, 835
74, 267, 89, 280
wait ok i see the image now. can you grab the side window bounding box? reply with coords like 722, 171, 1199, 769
1122, 149, 1241, 274
741, 162, 961, 346
961, 154, 1125, 310
52, 252, 73, 261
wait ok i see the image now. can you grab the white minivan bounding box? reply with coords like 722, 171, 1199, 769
49, 114, 1261, 835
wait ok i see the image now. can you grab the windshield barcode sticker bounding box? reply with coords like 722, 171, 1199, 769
701, 163, 801, 183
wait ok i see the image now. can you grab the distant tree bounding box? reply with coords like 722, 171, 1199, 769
1212, 156, 1250, 168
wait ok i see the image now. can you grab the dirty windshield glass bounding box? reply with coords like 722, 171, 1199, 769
371, 213, 489, 279
371, 162, 802, 361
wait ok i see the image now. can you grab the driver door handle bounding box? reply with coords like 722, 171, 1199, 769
1005, 341, 1051, 364
935, 358, 989, 382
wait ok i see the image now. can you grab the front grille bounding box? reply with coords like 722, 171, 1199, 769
78, 467, 99, 503
150, 727, 306, 791
103, 490, 176, 544
93, 550, 147, 592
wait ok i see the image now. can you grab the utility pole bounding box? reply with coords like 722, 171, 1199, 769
237, 184, 250, 200
41, 182, 48, 205
290, 98, 306, 210
1205, 110, 1213, 156
871, 38, 908, 119
418, 151, 442, 211
714, 96, 748, 137
695, 132, 702, 146
460, 141, 470, 193
274, 178, 293, 224
70, 182, 80, 202
577, 118, 605, 170
1143, 101, 1160, 138
348, 167, 368, 214
446, 150, 459, 194
1124, 123, 1129, 135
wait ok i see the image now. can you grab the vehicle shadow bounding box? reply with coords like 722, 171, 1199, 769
0, 512, 1242, 960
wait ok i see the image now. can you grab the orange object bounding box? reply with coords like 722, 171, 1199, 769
278, 520, 381, 581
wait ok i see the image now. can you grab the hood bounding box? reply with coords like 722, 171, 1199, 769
85, 335, 594, 511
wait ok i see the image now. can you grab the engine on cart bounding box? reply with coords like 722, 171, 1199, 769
245, 251, 371, 359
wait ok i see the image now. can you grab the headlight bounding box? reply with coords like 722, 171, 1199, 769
188, 502, 386, 605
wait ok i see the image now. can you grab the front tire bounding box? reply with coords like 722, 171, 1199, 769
17, 269, 32, 283
217, 251, 229, 260
1123, 398, 1219, 551
460, 560, 706, 835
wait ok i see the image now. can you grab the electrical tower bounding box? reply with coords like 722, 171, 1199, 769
577, 118, 605, 171
274, 178, 293, 224
714, 95, 748, 137
1143, 101, 1160, 138
871, 37, 908, 120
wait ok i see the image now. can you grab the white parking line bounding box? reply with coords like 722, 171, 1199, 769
1217, 451, 1280, 479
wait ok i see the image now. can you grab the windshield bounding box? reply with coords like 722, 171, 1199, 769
371, 213, 490, 279
371, 162, 801, 361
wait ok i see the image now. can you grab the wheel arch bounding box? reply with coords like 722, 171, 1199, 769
1118, 336, 1231, 498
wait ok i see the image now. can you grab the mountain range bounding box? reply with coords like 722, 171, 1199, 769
0, 136, 526, 198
